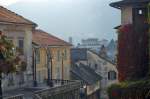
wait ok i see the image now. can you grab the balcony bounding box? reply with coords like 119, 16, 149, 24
33, 79, 81, 99
4, 79, 81, 99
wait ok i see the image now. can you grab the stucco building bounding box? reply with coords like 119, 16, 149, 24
87, 51, 118, 99
0, 6, 37, 91
71, 48, 118, 99
32, 29, 72, 84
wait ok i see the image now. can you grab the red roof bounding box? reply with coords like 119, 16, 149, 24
32, 29, 72, 46
0, 6, 36, 26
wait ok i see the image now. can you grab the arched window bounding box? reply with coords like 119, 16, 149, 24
108, 71, 117, 80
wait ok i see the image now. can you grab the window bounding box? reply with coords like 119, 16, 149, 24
108, 71, 117, 80
64, 49, 67, 60
95, 64, 98, 70
56, 67, 61, 79
57, 50, 60, 61
36, 49, 40, 64
18, 38, 24, 55
138, 9, 143, 15
18, 39, 24, 49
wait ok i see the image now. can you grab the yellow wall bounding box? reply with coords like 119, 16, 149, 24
36, 48, 47, 83
36, 46, 71, 83
50, 46, 71, 80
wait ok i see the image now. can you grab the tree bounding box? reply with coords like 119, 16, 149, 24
0, 31, 26, 99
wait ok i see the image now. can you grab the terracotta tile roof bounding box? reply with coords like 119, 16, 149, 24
0, 6, 37, 26
32, 29, 72, 46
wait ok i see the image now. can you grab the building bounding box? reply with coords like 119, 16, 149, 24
71, 48, 87, 64
71, 48, 118, 99
0, 6, 37, 91
110, 0, 150, 81
77, 38, 108, 52
71, 48, 101, 99
0, 6, 81, 99
71, 63, 101, 99
32, 29, 72, 85
87, 51, 118, 99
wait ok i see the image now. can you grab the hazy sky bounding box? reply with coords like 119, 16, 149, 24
0, 0, 120, 44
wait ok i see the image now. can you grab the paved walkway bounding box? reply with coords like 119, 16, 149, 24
3, 83, 50, 99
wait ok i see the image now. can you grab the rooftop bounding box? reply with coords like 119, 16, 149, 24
32, 29, 72, 47
71, 64, 102, 85
0, 6, 36, 26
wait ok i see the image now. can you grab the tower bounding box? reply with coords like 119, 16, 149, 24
110, 0, 150, 81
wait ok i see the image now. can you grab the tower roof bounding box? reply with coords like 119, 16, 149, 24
110, 0, 150, 9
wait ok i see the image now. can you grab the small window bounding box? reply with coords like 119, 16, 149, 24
64, 49, 67, 60
95, 64, 98, 70
36, 49, 40, 64
108, 71, 117, 80
57, 50, 60, 61
139, 9, 143, 15
138, 9, 143, 15
18, 38, 24, 55
18, 39, 24, 49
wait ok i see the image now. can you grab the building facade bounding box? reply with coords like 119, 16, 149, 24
71, 63, 101, 99
87, 51, 118, 99
0, 6, 82, 99
77, 38, 108, 52
0, 6, 36, 91
71, 48, 118, 99
32, 29, 72, 85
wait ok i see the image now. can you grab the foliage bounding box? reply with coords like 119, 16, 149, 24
117, 24, 133, 34
107, 79, 150, 99
0, 32, 26, 74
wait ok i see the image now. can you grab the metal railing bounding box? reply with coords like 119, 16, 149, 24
4, 94, 24, 99
34, 79, 81, 99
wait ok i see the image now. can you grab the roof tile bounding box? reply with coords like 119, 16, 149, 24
32, 29, 72, 46
0, 6, 36, 26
